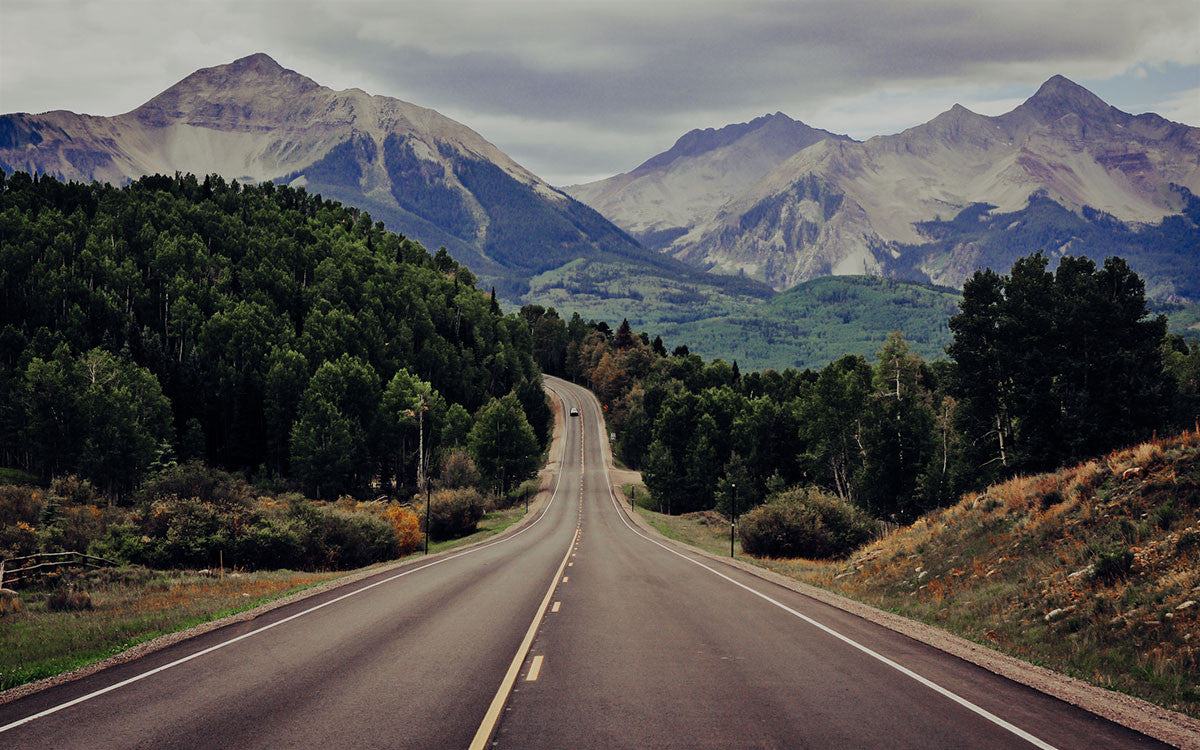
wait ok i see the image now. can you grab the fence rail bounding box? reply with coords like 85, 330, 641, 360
0, 551, 118, 589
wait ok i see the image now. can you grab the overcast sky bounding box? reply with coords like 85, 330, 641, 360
2, 0, 1198, 185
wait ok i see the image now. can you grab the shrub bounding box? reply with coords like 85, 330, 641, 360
139, 496, 230, 568
384, 505, 425, 553
0, 485, 41, 527
47, 587, 93, 612
233, 514, 306, 569
738, 486, 874, 559
290, 503, 399, 569
136, 461, 251, 509
49, 504, 121, 554
504, 478, 541, 509
0, 486, 42, 558
424, 488, 486, 540
48, 475, 101, 504
1092, 548, 1134, 584
1150, 501, 1180, 531
439, 449, 480, 490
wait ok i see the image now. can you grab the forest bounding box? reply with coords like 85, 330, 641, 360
0, 171, 550, 503
4, 169, 1199, 567
526, 251, 1200, 528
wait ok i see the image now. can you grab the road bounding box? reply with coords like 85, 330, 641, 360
0, 376, 1169, 749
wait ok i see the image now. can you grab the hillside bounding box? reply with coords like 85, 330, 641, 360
0, 170, 545, 497
802, 433, 1200, 717
526, 271, 960, 370
654, 276, 961, 370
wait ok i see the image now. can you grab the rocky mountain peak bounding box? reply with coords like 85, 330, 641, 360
1020, 74, 1113, 120
633, 112, 814, 174
132, 53, 321, 127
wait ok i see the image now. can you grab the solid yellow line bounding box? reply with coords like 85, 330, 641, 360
526, 655, 544, 682
468, 527, 578, 750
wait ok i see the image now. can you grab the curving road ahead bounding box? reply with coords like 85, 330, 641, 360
0, 376, 1168, 749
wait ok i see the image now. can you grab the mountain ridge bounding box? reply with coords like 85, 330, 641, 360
0, 53, 699, 298
564, 112, 851, 249
570, 76, 1200, 296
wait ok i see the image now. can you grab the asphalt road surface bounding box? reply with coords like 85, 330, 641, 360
0, 376, 1169, 749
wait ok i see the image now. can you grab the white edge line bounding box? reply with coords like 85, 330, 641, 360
0, 387, 575, 735
573, 380, 1058, 750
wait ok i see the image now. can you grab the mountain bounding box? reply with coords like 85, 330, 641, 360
572, 77, 1200, 297
0, 53, 709, 299
565, 113, 848, 249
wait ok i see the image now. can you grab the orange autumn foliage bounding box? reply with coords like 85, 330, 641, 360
384, 505, 425, 553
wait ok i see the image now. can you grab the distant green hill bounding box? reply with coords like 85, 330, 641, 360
526, 271, 962, 370
663, 276, 962, 370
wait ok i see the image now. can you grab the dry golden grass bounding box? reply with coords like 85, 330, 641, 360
0, 568, 341, 691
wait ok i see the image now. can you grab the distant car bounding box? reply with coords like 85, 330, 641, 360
570, 407, 579, 417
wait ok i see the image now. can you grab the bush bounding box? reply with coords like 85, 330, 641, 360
136, 461, 251, 509
287, 502, 399, 569
48, 475, 101, 505
738, 487, 874, 559
424, 488, 486, 540
384, 504, 425, 553
0, 591, 22, 616
0, 486, 42, 558
504, 478, 541, 509
137, 496, 232, 568
439, 449, 480, 489
47, 587, 93, 612
233, 514, 306, 569
1092, 548, 1134, 584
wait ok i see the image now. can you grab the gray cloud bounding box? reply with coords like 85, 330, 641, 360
2, 0, 1198, 183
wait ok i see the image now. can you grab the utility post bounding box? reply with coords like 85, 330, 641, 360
409, 394, 432, 555
424, 474, 431, 555
730, 482, 737, 558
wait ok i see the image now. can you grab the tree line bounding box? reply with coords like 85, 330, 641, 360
525, 252, 1200, 522
0, 171, 548, 500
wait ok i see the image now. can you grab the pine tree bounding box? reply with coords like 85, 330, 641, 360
614, 319, 635, 349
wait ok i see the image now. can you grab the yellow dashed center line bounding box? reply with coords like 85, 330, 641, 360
526, 655, 544, 682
